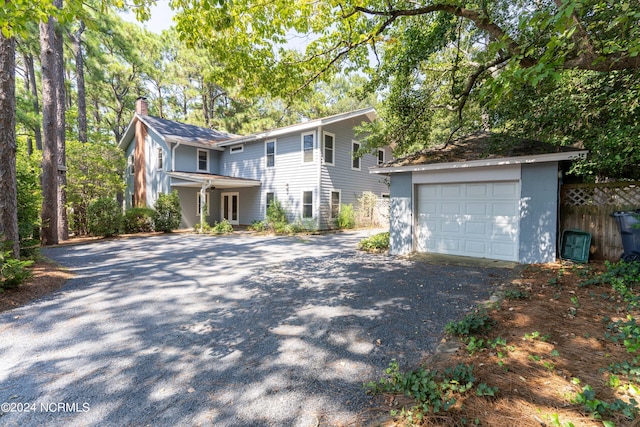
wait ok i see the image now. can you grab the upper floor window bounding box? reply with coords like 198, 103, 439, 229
230, 144, 244, 154
197, 149, 209, 172
351, 141, 361, 170
157, 148, 164, 170
323, 132, 335, 165
302, 132, 314, 163
128, 154, 134, 175
265, 140, 275, 168
377, 149, 385, 166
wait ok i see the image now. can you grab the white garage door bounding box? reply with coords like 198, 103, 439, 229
416, 182, 520, 261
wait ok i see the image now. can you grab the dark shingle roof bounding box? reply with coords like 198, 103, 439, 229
385, 131, 583, 168
141, 115, 237, 145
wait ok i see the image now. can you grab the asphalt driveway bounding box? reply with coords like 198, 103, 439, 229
0, 230, 512, 426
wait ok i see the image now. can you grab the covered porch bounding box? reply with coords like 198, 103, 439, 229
166, 172, 261, 230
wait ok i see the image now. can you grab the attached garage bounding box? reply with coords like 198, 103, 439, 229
371, 133, 588, 264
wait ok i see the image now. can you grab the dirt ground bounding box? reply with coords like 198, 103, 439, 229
375, 261, 640, 427
2, 256, 639, 426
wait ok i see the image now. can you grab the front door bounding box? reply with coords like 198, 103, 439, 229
221, 192, 239, 225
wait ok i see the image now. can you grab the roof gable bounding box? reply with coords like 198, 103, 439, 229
216, 107, 377, 146
118, 114, 237, 150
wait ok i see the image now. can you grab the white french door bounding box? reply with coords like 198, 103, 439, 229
221, 192, 239, 225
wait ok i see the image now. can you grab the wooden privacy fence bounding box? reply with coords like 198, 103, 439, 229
560, 182, 640, 260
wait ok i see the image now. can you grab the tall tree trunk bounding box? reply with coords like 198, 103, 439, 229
0, 31, 20, 258
22, 59, 33, 155
23, 52, 43, 152
69, 21, 87, 143
54, 0, 68, 241
39, 15, 59, 245
157, 85, 163, 118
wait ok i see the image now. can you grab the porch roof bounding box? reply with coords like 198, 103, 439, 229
166, 171, 261, 189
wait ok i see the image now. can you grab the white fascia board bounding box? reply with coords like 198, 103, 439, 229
369, 150, 589, 174
117, 116, 137, 150
165, 138, 225, 151
218, 107, 377, 146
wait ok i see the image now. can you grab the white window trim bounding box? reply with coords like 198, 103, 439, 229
301, 132, 315, 164
302, 190, 314, 219
196, 191, 210, 216
157, 147, 164, 170
330, 189, 341, 219
322, 131, 335, 166
265, 139, 276, 168
221, 192, 240, 225
377, 149, 385, 166
197, 149, 209, 172
265, 191, 275, 216
230, 144, 244, 154
351, 141, 361, 171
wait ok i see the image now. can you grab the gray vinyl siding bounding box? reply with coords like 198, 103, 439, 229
519, 162, 559, 264
220, 132, 319, 224
145, 133, 171, 208
389, 172, 413, 255
172, 144, 221, 174
319, 121, 390, 229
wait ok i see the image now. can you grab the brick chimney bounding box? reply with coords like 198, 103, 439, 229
134, 97, 147, 206
135, 96, 148, 116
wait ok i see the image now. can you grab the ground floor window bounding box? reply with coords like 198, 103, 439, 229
330, 190, 340, 219
266, 192, 275, 214
302, 191, 313, 218
197, 191, 210, 216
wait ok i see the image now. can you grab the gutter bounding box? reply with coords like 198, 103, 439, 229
171, 142, 181, 172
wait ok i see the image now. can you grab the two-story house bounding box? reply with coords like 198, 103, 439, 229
118, 98, 390, 229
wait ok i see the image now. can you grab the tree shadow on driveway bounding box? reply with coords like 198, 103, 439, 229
0, 231, 513, 426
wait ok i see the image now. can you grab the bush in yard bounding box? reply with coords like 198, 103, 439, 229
358, 232, 389, 252
335, 203, 356, 229
0, 250, 33, 290
87, 197, 123, 237
123, 207, 155, 233
153, 191, 182, 232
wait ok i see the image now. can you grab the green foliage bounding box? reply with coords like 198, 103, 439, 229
572, 384, 638, 421
266, 198, 287, 226
153, 191, 182, 233
16, 145, 41, 245
0, 251, 33, 290
87, 197, 122, 237
334, 204, 356, 229
581, 261, 640, 308
357, 232, 389, 253
365, 360, 497, 418
123, 207, 155, 234
248, 220, 266, 232
195, 219, 234, 234
66, 139, 126, 236
445, 310, 494, 338
503, 288, 530, 300
606, 316, 640, 354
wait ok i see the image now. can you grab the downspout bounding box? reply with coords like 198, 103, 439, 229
199, 179, 213, 233
171, 141, 181, 172
317, 124, 322, 230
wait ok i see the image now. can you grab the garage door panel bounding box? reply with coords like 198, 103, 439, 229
466, 203, 487, 215
465, 221, 488, 235
441, 185, 462, 197
465, 240, 488, 255
442, 220, 461, 233
442, 202, 462, 214
416, 182, 520, 261
465, 184, 488, 197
